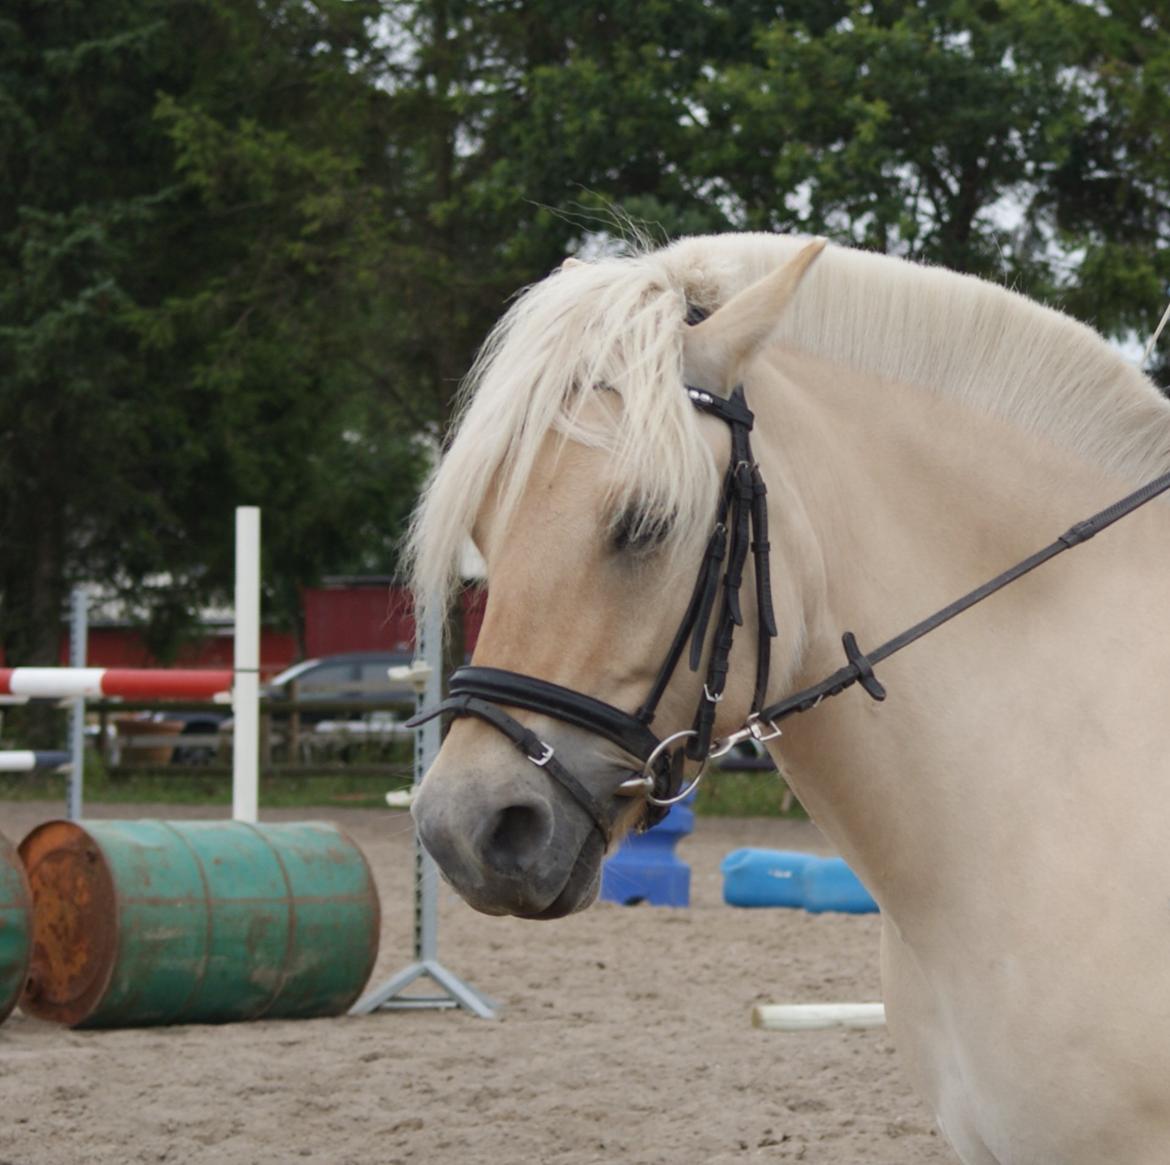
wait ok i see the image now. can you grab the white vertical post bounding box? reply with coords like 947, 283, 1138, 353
232, 506, 261, 822
416, 598, 444, 962
67, 586, 88, 821
349, 591, 497, 1018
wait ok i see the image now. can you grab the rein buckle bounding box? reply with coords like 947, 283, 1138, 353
709, 714, 783, 760
747, 713, 783, 744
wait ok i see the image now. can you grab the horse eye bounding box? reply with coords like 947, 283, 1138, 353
612, 509, 671, 553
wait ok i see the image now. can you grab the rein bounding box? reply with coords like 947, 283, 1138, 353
713, 462, 1170, 757
409, 374, 1170, 842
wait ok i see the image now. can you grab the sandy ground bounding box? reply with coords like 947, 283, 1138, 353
0, 800, 956, 1165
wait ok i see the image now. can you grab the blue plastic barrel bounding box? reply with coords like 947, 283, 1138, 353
601, 795, 694, 907
721, 848, 877, 914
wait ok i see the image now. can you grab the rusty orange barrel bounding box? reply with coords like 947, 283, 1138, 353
0, 830, 31, 1023
19, 819, 380, 1028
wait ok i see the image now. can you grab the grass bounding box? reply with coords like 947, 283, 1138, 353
0, 752, 412, 812
693, 769, 807, 818
0, 761, 802, 818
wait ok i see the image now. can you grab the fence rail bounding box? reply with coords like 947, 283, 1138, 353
86, 695, 416, 775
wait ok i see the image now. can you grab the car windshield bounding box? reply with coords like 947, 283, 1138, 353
268, 655, 411, 700
286, 661, 358, 696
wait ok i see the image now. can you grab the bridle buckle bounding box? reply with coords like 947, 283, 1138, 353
709, 713, 782, 760
747, 713, 782, 744
527, 742, 555, 767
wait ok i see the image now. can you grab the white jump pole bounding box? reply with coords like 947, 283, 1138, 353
0, 751, 71, 773
232, 506, 261, 823
752, 1003, 886, 1031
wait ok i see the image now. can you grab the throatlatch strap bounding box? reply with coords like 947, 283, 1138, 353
750, 464, 778, 711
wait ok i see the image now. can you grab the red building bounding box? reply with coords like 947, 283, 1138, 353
55, 580, 486, 676
301, 578, 486, 658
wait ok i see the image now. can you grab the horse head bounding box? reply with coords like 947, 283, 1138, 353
408, 240, 826, 918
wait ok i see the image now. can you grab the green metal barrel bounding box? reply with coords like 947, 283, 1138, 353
19, 819, 380, 1028
0, 830, 31, 1023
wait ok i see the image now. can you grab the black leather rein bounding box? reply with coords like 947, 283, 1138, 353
409, 375, 1170, 845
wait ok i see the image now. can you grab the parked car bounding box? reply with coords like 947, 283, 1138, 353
170, 711, 231, 765
263, 651, 416, 719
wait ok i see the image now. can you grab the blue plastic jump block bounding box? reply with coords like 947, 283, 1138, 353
720, 848, 878, 914
600, 797, 694, 907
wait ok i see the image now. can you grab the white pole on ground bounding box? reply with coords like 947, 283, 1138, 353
752, 1003, 886, 1031
67, 586, 88, 821
232, 506, 261, 823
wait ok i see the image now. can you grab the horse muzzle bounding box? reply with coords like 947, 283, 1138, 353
411, 749, 611, 919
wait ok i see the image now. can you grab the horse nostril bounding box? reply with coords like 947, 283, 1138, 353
481, 802, 551, 876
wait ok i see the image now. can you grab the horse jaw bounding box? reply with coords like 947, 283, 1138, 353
683, 237, 826, 392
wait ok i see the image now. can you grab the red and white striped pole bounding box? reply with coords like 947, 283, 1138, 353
0, 669, 233, 700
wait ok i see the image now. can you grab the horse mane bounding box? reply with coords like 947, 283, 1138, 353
408, 233, 1170, 612
406, 253, 721, 613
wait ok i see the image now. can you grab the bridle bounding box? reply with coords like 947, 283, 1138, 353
406, 377, 776, 841
408, 329, 1170, 845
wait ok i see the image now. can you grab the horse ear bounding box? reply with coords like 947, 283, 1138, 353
561, 257, 585, 270
683, 238, 826, 390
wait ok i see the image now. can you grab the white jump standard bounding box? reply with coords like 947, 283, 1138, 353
351, 596, 497, 1019
2, 507, 260, 822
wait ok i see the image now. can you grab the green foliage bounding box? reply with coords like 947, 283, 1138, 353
2, 0, 1169, 704
0, 0, 423, 676
374, 0, 1170, 378
682, 1, 1170, 372
697, 3, 1085, 276
1048, 3, 1170, 376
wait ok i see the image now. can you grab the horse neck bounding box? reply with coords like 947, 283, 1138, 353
749, 346, 1170, 914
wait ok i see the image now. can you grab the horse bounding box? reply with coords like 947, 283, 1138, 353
406, 232, 1170, 1164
